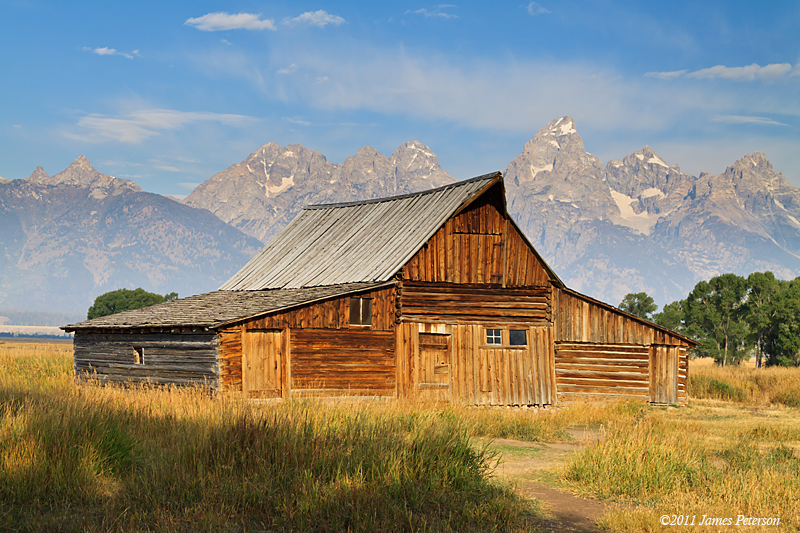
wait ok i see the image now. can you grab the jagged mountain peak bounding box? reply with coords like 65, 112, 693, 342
26, 166, 49, 182
24, 155, 142, 196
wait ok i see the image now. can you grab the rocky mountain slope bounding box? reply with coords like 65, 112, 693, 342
184, 141, 455, 242
5, 119, 799, 313
0, 157, 262, 313
505, 116, 800, 304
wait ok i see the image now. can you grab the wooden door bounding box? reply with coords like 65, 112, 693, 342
418, 332, 451, 401
243, 329, 283, 398
649, 345, 678, 404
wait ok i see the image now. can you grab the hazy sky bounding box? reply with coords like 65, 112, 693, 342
2, 1, 798, 197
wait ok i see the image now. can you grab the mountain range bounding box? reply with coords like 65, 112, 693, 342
2, 117, 798, 315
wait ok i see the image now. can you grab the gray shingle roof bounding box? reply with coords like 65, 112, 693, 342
220, 173, 501, 290
63, 282, 388, 331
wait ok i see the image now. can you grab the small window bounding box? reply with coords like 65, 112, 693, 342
486, 329, 502, 345
349, 297, 372, 326
509, 329, 527, 346
133, 346, 144, 365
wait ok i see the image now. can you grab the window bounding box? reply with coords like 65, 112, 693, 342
486, 329, 502, 345
349, 297, 372, 326
133, 346, 144, 365
509, 329, 527, 346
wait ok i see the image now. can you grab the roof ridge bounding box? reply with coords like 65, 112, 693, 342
304, 171, 501, 210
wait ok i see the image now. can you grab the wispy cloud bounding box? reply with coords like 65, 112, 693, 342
178, 182, 200, 189
711, 115, 788, 126
647, 63, 795, 82
283, 10, 345, 27
185, 12, 276, 31
526, 2, 550, 15
83, 47, 139, 59
64, 109, 256, 144
406, 5, 458, 19
277, 63, 298, 75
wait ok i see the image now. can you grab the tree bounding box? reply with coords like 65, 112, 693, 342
762, 278, 800, 367
618, 292, 658, 320
87, 288, 178, 319
684, 273, 749, 366
653, 299, 685, 333
744, 272, 783, 368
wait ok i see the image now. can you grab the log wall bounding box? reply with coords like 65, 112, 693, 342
400, 281, 550, 324
243, 286, 396, 331
554, 343, 650, 402
73, 332, 219, 388
403, 183, 549, 287
291, 329, 395, 395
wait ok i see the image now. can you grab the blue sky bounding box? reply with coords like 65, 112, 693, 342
1, 1, 798, 197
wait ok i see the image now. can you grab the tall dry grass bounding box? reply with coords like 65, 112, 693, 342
688, 357, 800, 407
0, 342, 539, 532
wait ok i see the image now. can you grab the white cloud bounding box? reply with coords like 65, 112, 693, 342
644, 70, 687, 79
277, 63, 298, 74
185, 12, 276, 31
526, 2, 550, 15
711, 115, 788, 126
64, 109, 256, 144
406, 6, 458, 19
283, 10, 345, 27
647, 63, 795, 82
83, 47, 138, 59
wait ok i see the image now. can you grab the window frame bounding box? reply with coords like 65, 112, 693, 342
349, 297, 373, 327
481, 327, 529, 348
133, 346, 144, 365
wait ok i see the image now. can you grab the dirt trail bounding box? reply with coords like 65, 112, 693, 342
484, 429, 611, 533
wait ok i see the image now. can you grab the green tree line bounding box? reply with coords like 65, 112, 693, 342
620, 272, 800, 367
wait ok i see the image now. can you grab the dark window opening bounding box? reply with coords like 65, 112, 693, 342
133, 346, 144, 365
509, 329, 528, 346
486, 329, 502, 345
349, 297, 372, 326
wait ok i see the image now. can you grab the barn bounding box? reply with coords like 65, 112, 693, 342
64, 172, 697, 406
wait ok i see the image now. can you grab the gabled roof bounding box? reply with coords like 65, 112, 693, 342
63, 282, 388, 331
221, 173, 502, 290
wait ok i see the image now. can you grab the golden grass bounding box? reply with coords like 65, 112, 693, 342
688, 357, 800, 407
0, 342, 542, 532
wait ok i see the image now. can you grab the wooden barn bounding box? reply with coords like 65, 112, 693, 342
64, 172, 697, 406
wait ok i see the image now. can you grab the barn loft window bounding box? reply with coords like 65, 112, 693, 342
509, 329, 527, 346
486, 329, 502, 345
349, 297, 372, 326
133, 346, 144, 365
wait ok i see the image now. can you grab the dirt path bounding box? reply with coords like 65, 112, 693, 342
483, 430, 611, 533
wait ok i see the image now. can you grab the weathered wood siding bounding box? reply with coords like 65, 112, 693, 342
403, 183, 549, 287
553, 288, 687, 345
73, 332, 218, 387
400, 281, 550, 324
218, 327, 243, 392
397, 322, 555, 406
219, 286, 397, 394
554, 343, 650, 402
243, 286, 395, 331
291, 329, 395, 395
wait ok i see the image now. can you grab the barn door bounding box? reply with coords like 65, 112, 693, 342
418, 332, 451, 401
649, 345, 678, 404
243, 329, 283, 398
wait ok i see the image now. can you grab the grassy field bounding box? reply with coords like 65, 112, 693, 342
1, 342, 799, 532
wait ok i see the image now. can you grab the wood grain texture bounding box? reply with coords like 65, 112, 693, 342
245, 286, 396, 331
73, 332, 219, 388
554, 342, 650, 403
290, 329, 395, 393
